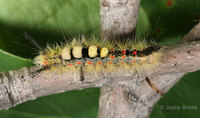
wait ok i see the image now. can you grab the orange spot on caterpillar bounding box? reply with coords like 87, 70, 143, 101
87, 61, 93, 64
122, 51, 126, 55
120, 61, 125, 64
76, 61, 82, 65
43, 60, 48, 66
132, 60, 136, 63
110, 48, 114, 52
133, 51, 137, 55
97, 61, 102, 64
121, 55, 126, 59
166, 0, 173, 7
68, 63, 73, 66
108, 61, 112, 64
110, 56, 115, 60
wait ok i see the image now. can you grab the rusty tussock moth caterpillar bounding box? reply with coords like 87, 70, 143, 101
33, 36, 162, 76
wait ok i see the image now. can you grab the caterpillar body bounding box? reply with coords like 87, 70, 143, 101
34, 38, 162, 75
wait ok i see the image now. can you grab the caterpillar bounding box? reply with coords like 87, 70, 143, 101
33, 37, 162, 75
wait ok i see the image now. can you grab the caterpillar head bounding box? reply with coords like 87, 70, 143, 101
33, 53, 48, 66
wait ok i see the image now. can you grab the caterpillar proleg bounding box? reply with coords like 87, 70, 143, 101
33, 37, 162, 75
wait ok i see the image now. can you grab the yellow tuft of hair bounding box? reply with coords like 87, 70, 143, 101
130, 40, 148, 50
33, 53, 45, 66
88, 46, 98, 58
71, 38, 83, 47
100, 47, 109, 58
61, 47, 71, 60
117, 39, 130, 50
72, 46, 82, 58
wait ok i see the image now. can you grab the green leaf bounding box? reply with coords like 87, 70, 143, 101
140, 0, 200, 117
0, 49, 33, 73
1, 88, 99, 118
136, 7, 151, 37
0, 0, 100, 58
141, 0, 199, 41
0, 0, 100, 118
150, 71, 200, 118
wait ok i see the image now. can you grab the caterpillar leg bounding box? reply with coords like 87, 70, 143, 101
145, 77, 164, 96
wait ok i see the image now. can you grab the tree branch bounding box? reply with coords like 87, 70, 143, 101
100, 0, 140, 39
99, 0, 141, 117
0, 40, 200, 112
179, 22, 200, 43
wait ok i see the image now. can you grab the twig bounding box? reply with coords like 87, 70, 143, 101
100, 0, 140, 39
179, 22, 200, 43
99, 0, 141, 117
0, 41, 200, 114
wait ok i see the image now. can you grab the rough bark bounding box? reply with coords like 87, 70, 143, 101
0, 41, 200, 113
99, 0, 200, 118
99, 0, 141, 118
179, 22, 200, 43
100, 0, 140, 39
